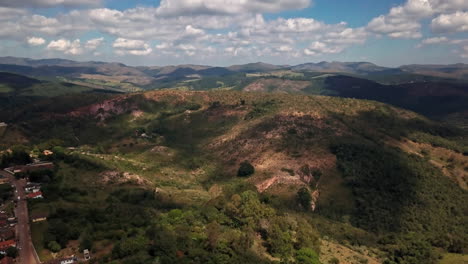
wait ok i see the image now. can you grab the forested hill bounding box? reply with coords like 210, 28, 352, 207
0, 90, 466, 263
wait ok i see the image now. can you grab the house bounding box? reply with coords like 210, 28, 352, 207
0, 176, 8, 184
0, 256, 13, 264
43, 150, 54, 156
25, 161, 54, 170
31, 212, 47, 223
26, 191, 43, 199
24, 183, 41, 193
0, 228, 14, 241
60, 257, 77, 264
0, 240, 16, 254
4, 161, 54, 175
44, 256, 77, 264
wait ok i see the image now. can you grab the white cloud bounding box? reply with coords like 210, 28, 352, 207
277, 45, 293, 52
422, 36, 449, 44
304, 41, 344, 56
185, 25, 204, 36
462, 45, 468, 58
0, 0, 101, 8
85, 37, 104, 50
0, 7, 26, 21
431, 12, 468, 33
324, 27, 368, 44
47, 39, 83, 55
156, 0, 311, 16
367, 0, 468, 38
7, 0, 467, 64
113, 38, 152, 56
417, 36, 468, 49
27, 37, 46, 46
430, 0, 468, 13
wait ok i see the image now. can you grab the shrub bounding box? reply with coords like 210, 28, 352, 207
237, 161, 255, 177
47, 241, 61, 253
295, 248, 321, 264
6, 247, 18, 258
297, 187, 312, 210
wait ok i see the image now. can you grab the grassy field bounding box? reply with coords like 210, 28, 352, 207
31, 221, 53, 262
439, 253, 468, 264
0, 84, 13, 93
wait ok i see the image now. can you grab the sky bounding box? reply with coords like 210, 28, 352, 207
0, 0, 467, 66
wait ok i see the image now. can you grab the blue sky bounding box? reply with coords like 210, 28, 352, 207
0, 0, 467, 66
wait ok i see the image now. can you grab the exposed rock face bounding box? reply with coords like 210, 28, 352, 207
101, 171, 149, 185
70, 96, 137, 121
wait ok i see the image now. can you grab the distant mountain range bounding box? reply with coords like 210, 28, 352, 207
0, 56, 467, 129
1, 56, 467, 83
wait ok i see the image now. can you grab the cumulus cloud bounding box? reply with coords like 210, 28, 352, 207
367, 0, 468, 38
430, 0, 468, 13
431, 12, 468, 33
366, 0, 431, 39
417, 36, 468, 48
85, 37, 104, 50
47, 39, 83, 55
462, 45, 468, 58
0, 0, 101, 8
27, 37, 46, 46
156, 0, 311, 16
6, 0, 466, 63
422, 36, 449, 45
304, 41, 344, 56
113, 38, 152, 56
0, 7, 27, 21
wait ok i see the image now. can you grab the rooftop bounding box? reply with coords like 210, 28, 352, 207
0, 239, 15, 249
26, 191, 43, 199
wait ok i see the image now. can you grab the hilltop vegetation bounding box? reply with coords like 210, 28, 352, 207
1, 90, 466, 264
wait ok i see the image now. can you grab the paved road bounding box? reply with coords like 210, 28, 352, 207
0, 170, 41, 264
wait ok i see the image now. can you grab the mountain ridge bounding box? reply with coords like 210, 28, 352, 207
1, 56, 466, 73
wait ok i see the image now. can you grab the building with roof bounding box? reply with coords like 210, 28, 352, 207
0, 228, 14, 241
31, 212, 47, 223
4, 162, 54, 175
0, 176, 8, 184
0, 240, 16, 254
44, 256, 77, 264
25, 182, 41, 193
26, 191, 43, 199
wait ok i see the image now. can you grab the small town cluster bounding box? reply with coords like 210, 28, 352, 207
0, 154, 90, 264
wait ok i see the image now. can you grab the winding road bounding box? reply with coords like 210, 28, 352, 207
0, 170, 41, 264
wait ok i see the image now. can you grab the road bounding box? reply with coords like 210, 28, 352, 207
0, 170, 41, 264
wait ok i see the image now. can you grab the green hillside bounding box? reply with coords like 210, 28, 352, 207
1, 90, 466, 264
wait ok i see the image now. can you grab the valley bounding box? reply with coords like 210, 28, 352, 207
0, 83, 467, 263
0, 57, 466, 264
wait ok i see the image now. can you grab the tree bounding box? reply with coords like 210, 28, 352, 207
267, 223, 294, 259
297, 187, 312, 210
237, 161, 255, 177
206, 221, 221, 250
6, 247, 18, 258
80, 233, 93, 251
387, 233, 440, 264
47, 241, 61, 253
